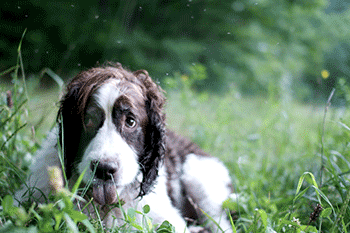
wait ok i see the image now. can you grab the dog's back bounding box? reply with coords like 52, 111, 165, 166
165, 131, 233, 231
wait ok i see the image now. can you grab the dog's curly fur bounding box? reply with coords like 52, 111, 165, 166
16, 64, 233, 233
58, 65, 166, 198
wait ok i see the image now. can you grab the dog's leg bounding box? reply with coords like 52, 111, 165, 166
141, 166, 190, 233
181, 154, 233, 233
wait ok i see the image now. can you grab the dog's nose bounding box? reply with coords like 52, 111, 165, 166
90, 160, 118, 181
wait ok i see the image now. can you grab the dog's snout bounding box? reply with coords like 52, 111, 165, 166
90, 160, 118, 181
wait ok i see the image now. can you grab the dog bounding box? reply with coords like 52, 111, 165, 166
16, 64, 233, 232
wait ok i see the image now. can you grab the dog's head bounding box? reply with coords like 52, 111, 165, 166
57, 64, 166, 205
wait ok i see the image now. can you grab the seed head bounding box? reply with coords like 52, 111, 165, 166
6, 91, 13, 108
309, 204, 323, 224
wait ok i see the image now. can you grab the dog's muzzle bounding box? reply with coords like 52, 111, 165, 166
90, 160, 119, 205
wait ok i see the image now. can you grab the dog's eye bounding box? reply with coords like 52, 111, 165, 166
125, 117, 136, 128
85, 116, 100, 131
84, 106, 104, 132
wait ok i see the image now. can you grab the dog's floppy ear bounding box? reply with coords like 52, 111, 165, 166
134, 70, 166, 197
57, 69, 112, 179
57, 83, 84, 179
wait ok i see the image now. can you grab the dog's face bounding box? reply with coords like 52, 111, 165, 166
57, 65, 165, 205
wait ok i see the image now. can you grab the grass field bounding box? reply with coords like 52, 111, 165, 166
1, 63, 350, 232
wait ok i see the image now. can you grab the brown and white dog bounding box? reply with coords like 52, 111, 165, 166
16, 64, 233, 232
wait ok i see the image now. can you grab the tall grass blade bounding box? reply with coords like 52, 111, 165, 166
81, 219, 96, 233
0, 99, 27, 129
64, 213, 79, 233
18, 29, 29, 101
57, 116, 68, 186
294, 172, 335, 216
320, 88, 335, 186
293, 186, 310, 203
71, 167, 88, 197
337, 121, 350, 132
312, 185, 335, 214
200, 208, 224, 233
227, 210, 237, 233
40, 68, 64, 92
0, 65, 19, 77
331, 187, 350, 232
295, 172, 319, 196
1, 123, 27, 151
13, 29, 28, 105
0, 151, 26, 178
90, 202, 104, 230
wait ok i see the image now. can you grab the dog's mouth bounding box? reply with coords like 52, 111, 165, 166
92, 179, 118, 206
89, 160, 120, 206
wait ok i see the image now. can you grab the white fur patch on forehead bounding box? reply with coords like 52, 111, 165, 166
93, 79, 121, 111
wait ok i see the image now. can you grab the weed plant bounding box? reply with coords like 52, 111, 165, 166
1, 55, 350, 231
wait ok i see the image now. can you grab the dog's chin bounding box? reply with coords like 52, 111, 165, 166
92, 179, 119, 206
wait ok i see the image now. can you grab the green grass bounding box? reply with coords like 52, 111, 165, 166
1, 60, 350, 232
165, 88, 330, 231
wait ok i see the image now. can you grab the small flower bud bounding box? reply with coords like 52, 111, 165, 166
47, 166, 64, 194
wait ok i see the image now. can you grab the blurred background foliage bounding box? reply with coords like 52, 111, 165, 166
1, 0, 350, 102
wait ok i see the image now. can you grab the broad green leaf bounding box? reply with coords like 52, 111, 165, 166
69, 210, 88, 222
143, 204, 151, 214
2, 195, 17, 216
131, 222, 144, 231
257, 209, 268, 230
54, 212, 63, 230
300, 225, 317, 232
157, 220, 176, 233
320, 207, 332, 218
